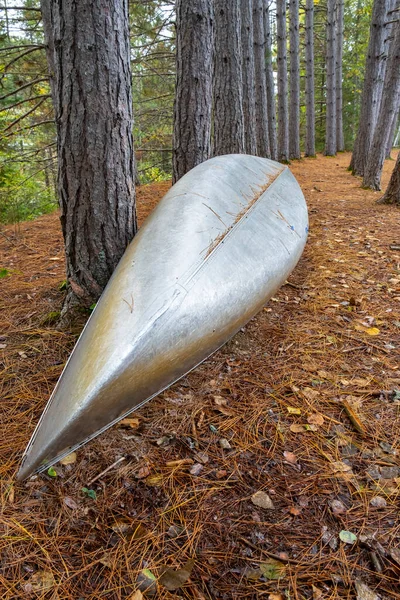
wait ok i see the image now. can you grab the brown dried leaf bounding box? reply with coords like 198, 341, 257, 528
63, 496, 78, 510
290, 423, 318, 433
137, 465, 151, 479
251, 491, 275, 510
128, 591, 143, 600
283, 451, 298, 464
159, 559, 194, 591
307, 413, 324, 426
332, 461, 352, 473
29, 570, 55, 593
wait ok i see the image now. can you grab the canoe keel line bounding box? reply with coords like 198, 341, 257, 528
17, 154, 308, 480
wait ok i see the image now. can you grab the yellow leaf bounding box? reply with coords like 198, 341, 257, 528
307, 413, 324, 426
287, 406, 302, 415
365, 327, 379, 336
60, 452, 77, 465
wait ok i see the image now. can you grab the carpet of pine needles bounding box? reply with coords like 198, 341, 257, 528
0, 153, 399, 600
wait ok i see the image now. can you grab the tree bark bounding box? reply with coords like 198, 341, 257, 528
386, 103, 399, 158
40, 0, 136, 312
378, 151, 400, 205
363, 17, 400, 190
263, 1, 277, 160
305, 0, 315, 157
213, 0, 245, 155
173, 0, 214, 183
276, 0, 289, 162
241, 0, 257, 155
349, 0, 390, 175
335, 0, 344, 151
253, 0, 270, 157
325, 0, 336, 156
289, 0, 300, 159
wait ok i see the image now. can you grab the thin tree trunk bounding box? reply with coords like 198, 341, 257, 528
305, 0, 315, 157
363, 18, 400, 190
40, 0, 136, 311
335, 0, 344, 151
253, 0, 270, 157
289, 0, 300, 159
325, 0, 336, 156
377, 151, 400, 205
173, 0, 214, 183
276, 0, 289, 162
386, 103, 399, 158
263, 1, 277, 160
241, 0, 257, 155
349, 0, 390, 175
213, 0, 245, 155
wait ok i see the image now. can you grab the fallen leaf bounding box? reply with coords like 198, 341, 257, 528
330, 499, 346, 514
216, 469, 227, 479
189, 463, 203, 476
251, 491, 275, 510
47, 466, 57, 477
99, 552, 113, 568
268, 594, 285, 600
390, 547, 400, 565
159, 559, 194, 591
60, 452, 77, 465
81, 487, 97, 500
219, 438, 231, 450
283, 450, 297, 464
287, 406, 302, 415
312, 585, 323, 600
289, 506, 301, 516
370, 496, 387, 509
128, 591, 143, 600
136, 569, 157, 597
213, 395, 227, 406
302, 387, 319, 401
137, 465, 151, 479
332, 461, 352, 473
339, 530, 357, 544
307, 413, 324, 426
259, 559, 286, 580
63, 496, 78, 510
119, 417, 140, 429
290, 423, 318, 433
29, 570, 55, 593
193, 452, 209, 464
244, 567, 262, 580
145, 473, 164, 487
354, 579, 379, 600
365, 327, 380, 336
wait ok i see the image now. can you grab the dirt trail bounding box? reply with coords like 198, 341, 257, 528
0, 154, 399, 599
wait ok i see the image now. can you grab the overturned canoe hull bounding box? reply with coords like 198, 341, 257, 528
18, 154, 308, 480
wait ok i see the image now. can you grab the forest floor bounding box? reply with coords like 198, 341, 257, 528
0, 152, 400, 600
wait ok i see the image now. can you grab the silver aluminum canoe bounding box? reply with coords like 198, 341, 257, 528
17, 154, 308, 480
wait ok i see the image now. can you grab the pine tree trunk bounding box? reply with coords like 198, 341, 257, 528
325, 0, 336, 156
173, 0, 214, 182
241, 0, 257, 155
378, 151, 400, 205
363, 18, 400, 190
40, 0, 136, 312
349, 0, 389, 175
305, 0, 315, 157
213, 0, 245, 155
335, 0, 344, 151
263, 2, 277, 160
386, 103, 399, 158
253, 0, 270, 157
289, 0, 300, 159
276, 0, 289, 162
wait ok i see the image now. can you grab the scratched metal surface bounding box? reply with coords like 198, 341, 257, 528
18, 154, 308, 480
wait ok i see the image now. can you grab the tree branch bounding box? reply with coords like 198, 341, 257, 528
0, 77, 49, 101
2, 46, 45, 73
0, 93, 50, 112
1, 118, 54, 139
3, 98, 48, 132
